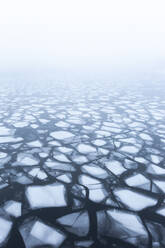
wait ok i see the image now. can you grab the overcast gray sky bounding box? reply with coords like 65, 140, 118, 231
0, 0, 165, 77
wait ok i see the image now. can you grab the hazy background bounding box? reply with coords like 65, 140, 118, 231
0, 0, 165, 81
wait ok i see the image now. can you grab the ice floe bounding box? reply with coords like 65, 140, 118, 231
26, 183, 67, 208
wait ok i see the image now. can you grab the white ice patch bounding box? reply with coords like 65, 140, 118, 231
48, 140, 61, 146
82, 165, 108, 179
135, 157, 148, 164
0, 136, 23, 143
29, 168, 40, 177
114, 189, 156, 210
29, 168, 47, 180
120, 145, 140, 154
0, 126, 12, 136
139, 133, 152, 141
57, 211, 89, 237
0, 218, 12, 244
77, 144, 96, 154
151, 155, 163, 164
125, 174, 149, 187
50, 131, 74, 140
79, 175, 101, 188
58, 147, 73, 154
98, 148, 109, 155
102, 126, 122, 133
92, 139, 106, 146
15, 153, 39, 166
54, 154, 70, 163
45, 161, 75, 171
27, 140, 42, 147
83, 125, 95, 131
26, 183, 67, 208
31, 221, 66, 247
55, 121, 69, 128
67, 118, 83, 124
157, 207, 165, 216
95, 130, 110, 137
104, 160, 126, 175
37, 170, 47, 180
151, 165, 165, 175
39, 119, 50, 124
39, 152, 48, 158
153, 180, 165, 193
119, 137, 137, 144
88, 188, 107, 202
4, 201, 22, 217
13, 122, 28, 128
79, 175, 106, 202
107, 210, 147, 236
57, 174, 72, 183
31, 124, 38, 129
0, 152, 8, 158
73, 155, 88, 165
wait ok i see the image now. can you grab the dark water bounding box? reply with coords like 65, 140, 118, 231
0, 80, 165, 247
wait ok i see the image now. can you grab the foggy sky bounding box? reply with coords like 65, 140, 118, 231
0, 0, 165, 78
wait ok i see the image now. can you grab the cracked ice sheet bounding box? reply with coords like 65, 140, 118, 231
1, 81, 165, 247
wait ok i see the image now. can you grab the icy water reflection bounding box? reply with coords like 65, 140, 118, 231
0, 81, 165, 247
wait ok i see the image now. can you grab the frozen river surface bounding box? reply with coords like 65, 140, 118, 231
0, 81, 165, 247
